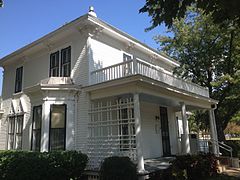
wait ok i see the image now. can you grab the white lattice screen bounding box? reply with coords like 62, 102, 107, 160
88, 96, 136, 170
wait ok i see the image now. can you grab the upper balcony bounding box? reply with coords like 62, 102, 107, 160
90, 59, 209, 98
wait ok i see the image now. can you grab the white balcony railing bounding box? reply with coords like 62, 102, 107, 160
90, 59, 209, 97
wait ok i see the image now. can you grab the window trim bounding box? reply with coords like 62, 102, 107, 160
48, 104, 67, 151
31, 105, 42, 151
14, 66, 23, 93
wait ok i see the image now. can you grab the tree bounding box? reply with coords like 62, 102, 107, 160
153, 7, 240, 141
140, 0, 240, 30
0, 0, 3, 8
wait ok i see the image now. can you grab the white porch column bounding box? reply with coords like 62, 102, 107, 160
180, 102, 190, 154
209, 109, 220, 156
134, 93, 145, 173
41, 100, 50, 152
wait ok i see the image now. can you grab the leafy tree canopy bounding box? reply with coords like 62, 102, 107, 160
140, 0, 240, 30
154, 7, 240, 141
0, 0, 3, 8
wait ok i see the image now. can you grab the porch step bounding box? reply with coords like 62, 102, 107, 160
218, 156, 240, 168
144, 157, 175, 174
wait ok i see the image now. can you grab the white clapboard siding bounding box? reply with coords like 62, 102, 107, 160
140, 101, 163, 159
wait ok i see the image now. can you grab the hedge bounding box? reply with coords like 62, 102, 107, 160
168, 153, 218, 180
99, 156, 137, 180
0, 150, 88, 180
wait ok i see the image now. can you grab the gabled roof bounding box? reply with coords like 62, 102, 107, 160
0, 13, 180, 67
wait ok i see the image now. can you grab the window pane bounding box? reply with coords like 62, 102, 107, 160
50, 129, 65, 151
33, 106, 42, 129
16, 115, 23, 134
8, 117, 15, 133
8, 135, 14, 150
32, 130, 41, 151
51, 105, 65, 128
15, 135, 22, 150
50, 105, 66, 151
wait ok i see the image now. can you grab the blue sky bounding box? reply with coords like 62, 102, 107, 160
0, 0, 167, 95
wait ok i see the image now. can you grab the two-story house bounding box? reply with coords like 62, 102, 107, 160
0, 7, 219, 178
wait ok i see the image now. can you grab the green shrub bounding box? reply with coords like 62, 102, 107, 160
225, 140, 240, 158
0, 150, 88, 180
169, 153, 218, 180
99, 156, 137, 180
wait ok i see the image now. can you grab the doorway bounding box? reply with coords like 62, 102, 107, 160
160, 106, 171, 156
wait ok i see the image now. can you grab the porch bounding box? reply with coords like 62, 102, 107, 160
85, 59, 219, 173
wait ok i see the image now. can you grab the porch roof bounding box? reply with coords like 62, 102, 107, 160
84, 74, 218, 109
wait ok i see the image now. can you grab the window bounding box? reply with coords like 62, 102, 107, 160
8, 115, 24, 150
50, 51, 59, 77
61, 46, 71, 77
123, 53, 132, 76
31, 106, 42, 151
123, 53, 132, 62
49, 104, 66, 151
15, 66, 23, 93
49, 46, 71, 77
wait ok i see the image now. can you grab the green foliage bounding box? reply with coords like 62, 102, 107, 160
153, 7, 240, 141
99, 156, 137, 180
0, 150, 88, 180
169, 154, 218, 180
140, 0, 240, 29
225, 140, 240, 158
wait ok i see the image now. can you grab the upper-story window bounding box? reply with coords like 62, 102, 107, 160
15, 66, 23, 93
49, 46, 71, 77
123, 53, 132, 62
61, 46, 71, 77
123, 53, 132, 75
50, 51, 60, 77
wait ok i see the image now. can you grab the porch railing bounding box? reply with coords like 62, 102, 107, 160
90, 59, 209, 97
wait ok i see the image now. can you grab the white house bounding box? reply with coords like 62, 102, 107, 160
0, 7, 219, 177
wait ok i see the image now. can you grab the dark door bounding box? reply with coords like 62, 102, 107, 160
160, 106, 171, 156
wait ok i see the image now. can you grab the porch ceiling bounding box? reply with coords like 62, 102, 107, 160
84, 75, 217, 109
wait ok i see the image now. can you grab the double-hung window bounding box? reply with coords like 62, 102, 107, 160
15, 66, 23, 93
8, 115, 24, 150
49, 46, 71, 77
50, 51, 60, 77
31, 106, 42, 151
61, 46, 71, 77
49, 104, 66, 151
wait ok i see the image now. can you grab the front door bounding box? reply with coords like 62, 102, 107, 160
160, 106, 171, 156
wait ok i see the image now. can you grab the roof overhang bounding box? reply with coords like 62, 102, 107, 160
0, 14, 180, 68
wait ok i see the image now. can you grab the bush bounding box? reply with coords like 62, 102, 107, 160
225, 140, 240, 158
168, 153, 218, 180
0, 150, 88, 180
99, 156, 137, 180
